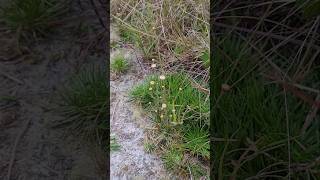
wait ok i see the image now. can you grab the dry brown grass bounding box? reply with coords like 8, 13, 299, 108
111, 0, 209, 81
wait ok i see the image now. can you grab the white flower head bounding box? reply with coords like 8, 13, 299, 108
179, 87, 182, 91
161, 103, 167, 109
151, 64, 157, 68
159, 75, 166, 80
150, 81, 155, 85
149, 87, 153, 91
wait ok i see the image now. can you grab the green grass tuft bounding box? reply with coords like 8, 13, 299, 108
110, 135, 121, 151
0, 0, 68, 38
130, 73, 209, 126
183, 125, 209, 159
144, 142, 156, 153
162, 147, 184, 171
111, 54, 129, 74
130, 72, 209, 177
54, 65, 107, 143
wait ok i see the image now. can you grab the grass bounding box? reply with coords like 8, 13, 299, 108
53, 65, 107, 146
183, 125, 210, 159
112, 1, 210, 177
130, 73, 209, 178
111, 0, 210, 178
144, 142, 156, 153
111, 53, 129, 74
131, 73, 209, 126
200, 50, 210, 69
212, 1, 320, 178
111, 0, 209, 75
110, 134, 121, 151
211, 36, 320, 179
0, 0, 68, 39
162, 147, 185, 172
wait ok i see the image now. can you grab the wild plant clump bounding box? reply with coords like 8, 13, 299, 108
131, 73, 209, 126
0, 0, 68, 38
131, 73, 209, 178
54, 65, 108, 146
111, 53, 129, 74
